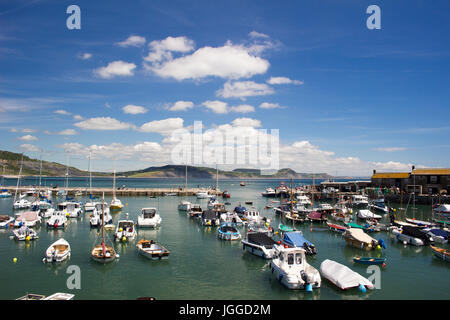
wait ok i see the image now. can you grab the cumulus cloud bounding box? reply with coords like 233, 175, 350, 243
144, 36, 195, 63
201, 100, 229, 114
231, 118, 262, 128
122, 104, 148, 115
10, 128, 37, 133
259, 102, 284, 109
139, 118, 184, 135
58, 129, 77, 135
94, 61, 137, 79
74, 117, 135, 131
249, 31, 270, 39
73, 115, 84, 120
267, 77, 303, 85
116, 35, 146, 47
18, 134, 38, 141
216, 81, 274, 99
54, 109, 71, 115
166, 101, 194, 112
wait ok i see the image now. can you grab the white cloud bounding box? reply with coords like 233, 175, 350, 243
231, 118, 262, 128
229, 105, 255, 113
139, 117, 184, 135
79, 53, 92, 60
20, 144, 40, 152
249, 31, 270, 39
147, 40, 270, 81
54, 109, 71, 115
372, 147, 407, 152
18, 134, 38, 141
73, 115, 84, 120
201, 100, 229, 114
74, 117, 135, 131
58, 129, 77, 135
116, 35, 146, 47
122, 104, 148, 115
144, 36, 195, 62
94, 60, 137, 79
166, 101, 194, 112
217, 81, 274, 99
259, 102, 284, 109
267, 77, 303, 85
10, 128, 37, 133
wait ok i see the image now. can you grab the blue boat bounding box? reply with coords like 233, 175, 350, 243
282, 231, 317, 255
218, 222, 241, 241
353, 256, 386, 266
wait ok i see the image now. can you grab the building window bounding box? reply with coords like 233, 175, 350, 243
430, 176, 438, 184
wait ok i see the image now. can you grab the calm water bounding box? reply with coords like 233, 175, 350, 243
0, 178, 448, 300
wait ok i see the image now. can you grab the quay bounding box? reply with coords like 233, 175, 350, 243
5, 186, 222, 197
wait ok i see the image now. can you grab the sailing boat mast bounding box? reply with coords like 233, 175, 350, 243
38, 151, 43, 193
14, 154, 24, 203
89, 151, 92, 196
290, 178, 294, 228
112, 159, 116, 201
185, 164, 187, 189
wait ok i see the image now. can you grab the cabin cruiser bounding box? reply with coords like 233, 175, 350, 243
296, 194, 312, 206
201, 209, 220, 226
14, 211, 42, 228
13, 226, 39, 241
37, 202, 55, 219
351, 194, 369, 207
90, 203, 112, 227
234, 205, 247, 218
318, 203, 333, 210
46, 211, 68, 229
242, 231, 279, 259
243, 208, 266, 224
218, 222, 241, 241
84, 197, 98, 212
281, 231, 317, 255
178, 201, 191, 211
25, 188, 36, 197
219, 211, 244, 226
137, 208, 161, 228
421, 228, 449, 244
114, 220, 137, 242
44, 238, 71, 263
270, 246, 321, 290
188, 204, 203, 218
13, 198, 31, 210
261, 187, 276, 197
207, 198, 220, 210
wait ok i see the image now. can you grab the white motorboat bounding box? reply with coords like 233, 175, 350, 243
207, 198, 220, 210
351, 194, 369, 207
196, 191, 209, 199
242, 231, 279, 259
178, 201, 191, 211
60, 201, 83, 218
84, 201, 97, 212
188, 204, 203, 218
320, 259, 374, 291
37, 202, 55, 219
243, 208, 265, 224
14, 211, 42, 228
0, 215, 13, 228
25, 188, 36, 197
114, 220, 137, 242
136, 239, 170, 260
220, 211, 244, 226
44, 238, 71, 263
270, 246, 321, 290
422, 228, 449, 244
392, 225, 434, 246
0, 189, 12, 198
90, 203, 112, 227
318, 203, 333, 210
137, 208, 161, 228
261, 187, 276, 197
13, 199, 31, 210
357, 209, 382, 220
46, 211, 68, 229
217, 222, 241, 241
296, 194, 312, 206
13, 226, 39, 241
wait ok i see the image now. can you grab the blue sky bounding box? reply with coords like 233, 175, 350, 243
0, 0, 449, 175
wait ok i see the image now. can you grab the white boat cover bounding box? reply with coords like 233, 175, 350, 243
344, 228, 376, 244
320, 259, 374, 290
358, 210, 381, 219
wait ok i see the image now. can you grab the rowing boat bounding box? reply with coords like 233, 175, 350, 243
353, 256, 386, 265
430, 246, 449, 261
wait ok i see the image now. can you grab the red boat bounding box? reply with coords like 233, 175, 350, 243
307, 211, 327, 222
222, 190, 230, 198
326, 222, 347, 233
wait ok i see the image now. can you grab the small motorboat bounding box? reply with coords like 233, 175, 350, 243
44, 238, 71, 263
13, 226, 39, 241
178, 201, 191, 211
243, 208, 265, 224
46, 211, 68, 229
13, 198, 31, 210
353, 256, 386, 266
357, 209, 382, 220
222, 190, 231, 198
270, 246, 321, 290
262, 187, 276, 197
201, 209, 220, 226
137, 208, 161, 228
14, 211, 42, 228
109, 197, 124, 210
37, 202, 55, 219
136, 239, 170, 260
343, 228, 384, 251
392, 225, 434, 246
56, 201, 82, 218
0, 215, 14, 228
188, 204, 203, 218
90, 203, 112, 227
327, 222, 347, 233
307, 211, 327, 223
430, 245, 449, 261
220, 212, 244, 226
196, 191, 209, 199
281, 231, 317, 255
242, 231, 279, 259
320, 259, 374, 291
218, 222, 241, 241
240, 181, 245, 186
114, 220, 137, 242
16, 293, 46, 300
422, 228, 449, 244
278, 223, 295, 233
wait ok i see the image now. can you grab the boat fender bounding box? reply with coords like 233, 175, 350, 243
306, 283, 313, 292
358, 284, 367, 293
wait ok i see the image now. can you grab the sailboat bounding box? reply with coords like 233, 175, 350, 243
91, 195, 118, 263
178, 164, 191, 211
109, 160, 123, 211
13, 154, 30, 209
57, 155, 69, 197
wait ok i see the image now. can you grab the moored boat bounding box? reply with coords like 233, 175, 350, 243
242, 231, 279, 259
392, 225, 434, 246
114, 220, 137, 242
430, 245, 449, 261
307, 211, 327, 223
353, 256, 386, 266
137, 208, 161, 228
281, 231, 317, 255
0, 215, 14, 228
320, 259, 374, 291
136, 239, 170, 260
13, 226, 39, 241
44, 238, 71, 263
327, 222, 347, 233
343, 228, 384, 251
218, 222, 241, 241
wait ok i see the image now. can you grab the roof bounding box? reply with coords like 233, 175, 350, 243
372, 172, 410, 179
411, 168, 450, 175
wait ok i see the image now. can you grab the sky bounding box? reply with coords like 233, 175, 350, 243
0, 0, 449, 175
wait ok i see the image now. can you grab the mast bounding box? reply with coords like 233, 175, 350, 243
101, 193, 105, 246
38, 151, 43, 194
89, 151, 92, 196
185, 164, 187, 189
112, 159, 116, 200
290, 178, 294, 228
216, 164, 218, 192
14, 154, 24, 203
1, 163, 5, 187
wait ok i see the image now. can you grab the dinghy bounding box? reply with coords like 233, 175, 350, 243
13, 226, 39, 241
242, 231, 279, 259
44, 238, 71, 263
136, 239, 170, 260
218, 222, 241, 241
320, 259, 374, 291
91, 196, 118, 263
430, 245, 449, 261
43, 293, 75, 300
353, 256, 386, 266
282, 231, 317, 255
270, 246, 321, 290
327, 222, 347, 233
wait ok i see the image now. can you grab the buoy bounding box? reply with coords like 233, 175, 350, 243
376, 245, 381, 250
13, 257, 17, 263
382, 263, 386, 268
119, 228, 123, 232
122, 236, 126, 242
66, 213, 69, 217
358, 284, 367, 293
26, 236, 30, 242
265, 222, 269, 227
306, 283, 313, 292
275, 231, 279, 235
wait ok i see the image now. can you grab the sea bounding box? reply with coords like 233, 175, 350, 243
0, 177, 448, 300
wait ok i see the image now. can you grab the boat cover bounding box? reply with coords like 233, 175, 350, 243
344, 228, 375, 244
17, 211, 39, 222
308, 211, 325, 220
358, 210, 381, 219
402, 226, 429, 240
202, 210, 218, 220
234, 206, 246, 214
247, 232, 276, 248
283, 232, 313, 247
428, 229, 449, 240
320, 259, 374, 290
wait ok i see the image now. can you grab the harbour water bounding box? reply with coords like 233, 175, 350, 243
0, 178, 448, 300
